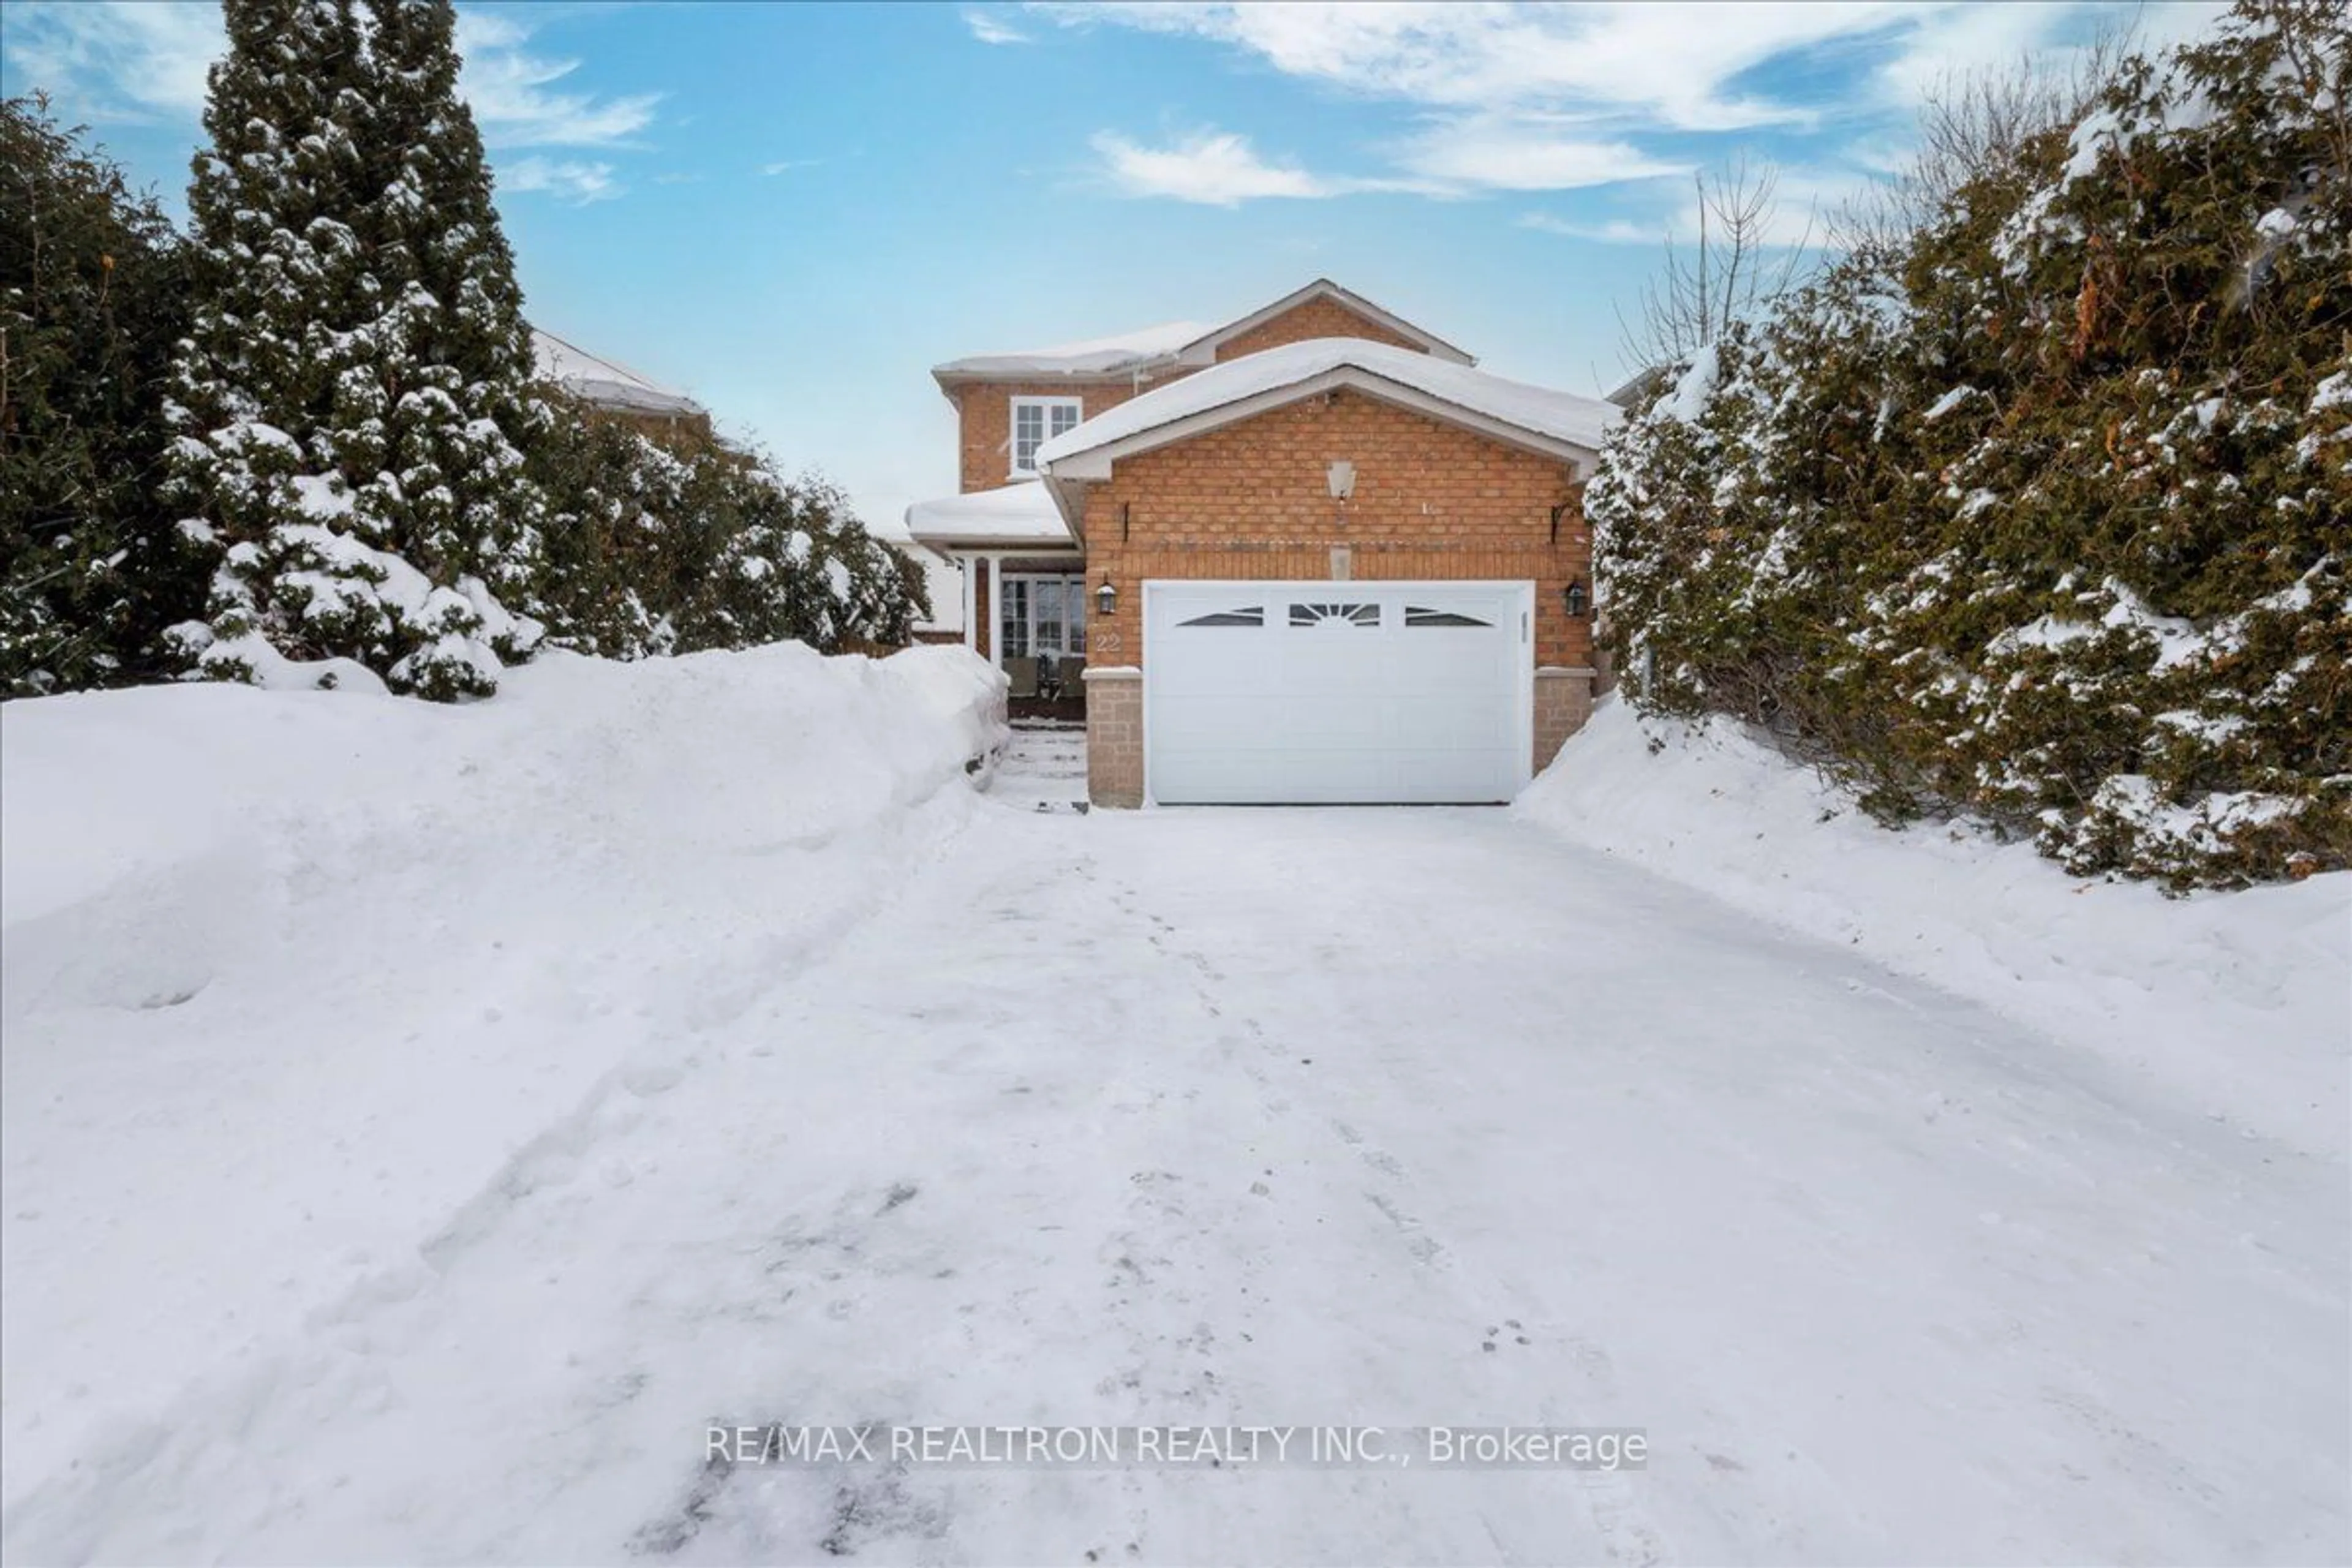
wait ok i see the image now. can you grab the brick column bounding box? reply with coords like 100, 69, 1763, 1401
1084, 666, 1145, 808
1534, 666, 1596, 773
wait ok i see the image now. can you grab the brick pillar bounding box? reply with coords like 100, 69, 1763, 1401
1534, 666, 1596, 772
1084, 666, 1144, 808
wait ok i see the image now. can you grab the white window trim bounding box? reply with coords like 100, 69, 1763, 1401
1009, 396, 1084, 478
998, 572, 1089, 661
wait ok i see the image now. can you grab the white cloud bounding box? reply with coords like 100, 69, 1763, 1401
1, 1, 657, 149
1520, 165, 1868, 250
454, 13, 660, 148
1, 1, 221, 121
1872, 2, 2091, 107
961, 7, 1032, 45
1066, 1, 2239, 128
500, 155, 619, 204
1868, 1, 2226, 110
1517, 213, 1662, 244
1091, 130, 1335, 205
1396, 115, 1685, 191
1088, 128, 1460, 204
1063, 3, 2199, 213
1090, 116, 1679, 206
762, 158, 823, 176
1038, 2, 1931, 132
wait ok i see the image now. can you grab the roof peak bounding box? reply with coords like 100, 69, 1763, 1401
1172, 279, 1474, 368
931, 278, 1472, 383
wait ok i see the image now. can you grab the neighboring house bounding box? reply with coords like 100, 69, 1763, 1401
531, 326, 712, 442
895, 538, 967, 644
1605, 365, 1670, 409
905, 278, 1620, 809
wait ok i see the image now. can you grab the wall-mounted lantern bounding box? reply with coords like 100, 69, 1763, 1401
1326, 459, 1356, 500
1563, 578, 1590, 618
1096, 575, 1118, 617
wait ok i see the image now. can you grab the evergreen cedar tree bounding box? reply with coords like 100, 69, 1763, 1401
1590, 0, 2350, 889
1, 97, 204, 693
148, 0, 917, 699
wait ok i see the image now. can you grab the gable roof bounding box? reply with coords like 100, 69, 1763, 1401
532, 327, 705, 420
929, 279, 1469, 386
1035, 337, 1618, 495
1173, 278, 1474, 367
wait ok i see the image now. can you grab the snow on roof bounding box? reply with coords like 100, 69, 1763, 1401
531, 327, 705, 418
903, 481, 1077, 547
1185, 278, 1474, 366
1036, 337, 1621, 470
930, 321, 1208, 379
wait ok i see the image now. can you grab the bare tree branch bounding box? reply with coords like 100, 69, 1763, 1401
1618, 154, 1815, 374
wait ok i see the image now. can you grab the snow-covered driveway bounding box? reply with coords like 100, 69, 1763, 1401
9, 774, 2343, 1564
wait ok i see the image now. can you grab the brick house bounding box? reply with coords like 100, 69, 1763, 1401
904, 279, 1618, 809
531, 326, 712, 443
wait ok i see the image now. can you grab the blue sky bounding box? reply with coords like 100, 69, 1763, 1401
2, 1, 2225, 539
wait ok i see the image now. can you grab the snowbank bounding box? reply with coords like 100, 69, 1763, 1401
0, 643, 1004, 1509
1518, 699, 2350, 1158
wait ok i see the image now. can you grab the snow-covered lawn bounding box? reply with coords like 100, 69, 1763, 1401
2, 664, 2345, 1564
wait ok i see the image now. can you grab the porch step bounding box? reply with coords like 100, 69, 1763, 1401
990, 726, 1090, 809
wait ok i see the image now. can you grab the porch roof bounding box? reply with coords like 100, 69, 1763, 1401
903, 480, 1079, 552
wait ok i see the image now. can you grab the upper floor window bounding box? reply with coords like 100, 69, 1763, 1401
1010, 396, 1082, 477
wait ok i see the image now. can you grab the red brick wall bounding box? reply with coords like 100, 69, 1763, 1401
1075, 388, 1592, 671
946, 378, 1159, 494
945, 298, 1440, 493
1212, 298, 1427, 362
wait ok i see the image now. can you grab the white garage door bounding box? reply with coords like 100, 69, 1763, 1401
1144, 580, 1532, 805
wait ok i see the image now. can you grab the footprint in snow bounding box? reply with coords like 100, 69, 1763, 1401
1480, 1318, 1533, 1352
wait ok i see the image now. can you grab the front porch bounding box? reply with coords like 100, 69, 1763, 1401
1011, 692, 1087, 723
905, 481, 1094, 718
968, 557, 1093, 714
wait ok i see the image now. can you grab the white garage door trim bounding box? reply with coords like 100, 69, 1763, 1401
1142, 579, 1534, 805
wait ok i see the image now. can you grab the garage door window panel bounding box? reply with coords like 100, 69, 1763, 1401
1290, 601, 1381, 628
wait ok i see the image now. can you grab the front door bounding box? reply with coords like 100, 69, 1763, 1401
1000, 575, 1088, 661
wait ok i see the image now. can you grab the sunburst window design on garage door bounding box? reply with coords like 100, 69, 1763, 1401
1404, 605, 1493, 627
1289, 601, 1381, 628
1177, 606, 1265, 627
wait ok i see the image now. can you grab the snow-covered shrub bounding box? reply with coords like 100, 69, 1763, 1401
1, 97, 206, 696
1591, 0, 2350, 889
527, 401, 924, 661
